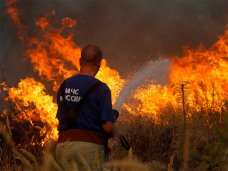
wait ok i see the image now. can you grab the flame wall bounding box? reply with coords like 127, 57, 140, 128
1, 0, 227, 144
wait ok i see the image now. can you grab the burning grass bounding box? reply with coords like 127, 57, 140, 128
110, 106, 228, 170
1, 0, 228, 170
1, 106, 228, 170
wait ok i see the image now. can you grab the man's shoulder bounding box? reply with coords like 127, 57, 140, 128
62, 75, 110, 92
100, 82, 110, 91
97, 82, 111, 96
64, 75, 94, 85
94, 78, 109, 90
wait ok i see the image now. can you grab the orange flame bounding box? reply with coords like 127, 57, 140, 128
28, 16, 81, 84
6, 0, 26, 42
5, 78, 58, 144
96, 60, 125, 104
4, 0, 228, 142
124, 84, 177, 122
5, 1, 125, 143
27, 15, 125, 102
125, 30, 228, 120
169, 31, 228, 112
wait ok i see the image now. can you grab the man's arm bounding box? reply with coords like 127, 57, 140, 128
99, 84, 116, 135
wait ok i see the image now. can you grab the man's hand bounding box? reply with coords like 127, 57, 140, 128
102, 109, 118, 134
102, 121, 114, 134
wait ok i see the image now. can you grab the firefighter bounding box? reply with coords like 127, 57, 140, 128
55, 45, 115, 170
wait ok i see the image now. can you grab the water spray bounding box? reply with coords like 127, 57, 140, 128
114, 58, 170, 110
114, 58, 170, 151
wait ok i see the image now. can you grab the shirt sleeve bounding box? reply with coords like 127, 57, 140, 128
56, 85, 61, 118
56, 81, 65, 116
56, 81, 67, 132
99, 84, 115, 122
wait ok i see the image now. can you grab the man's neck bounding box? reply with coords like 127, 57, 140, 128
79, 66, 96, 77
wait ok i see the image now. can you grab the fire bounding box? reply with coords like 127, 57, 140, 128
96, 60, 125, 104
35, 17, 49, 30
27, 15, 81, 86
6, 0, 26, 42
124, 84, 177, 122
4, 0, 125, 143
169, 31, 228, 112
125, 31, 228, 120
3, 0, 228, 143
6, 1, 125, 98
27, 15, 125, 102
4, 78, 58, 144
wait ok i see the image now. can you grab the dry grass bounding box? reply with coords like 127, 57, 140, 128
1, 105, 228, 170
0, 122, 150, 171
109, 106, 228, 170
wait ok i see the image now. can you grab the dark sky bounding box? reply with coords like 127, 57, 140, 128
0, 0, 227, 85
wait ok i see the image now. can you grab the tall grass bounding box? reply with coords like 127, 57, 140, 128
0, 122, 150, 171
110, 105, 228, 170
1, 104, 228, 170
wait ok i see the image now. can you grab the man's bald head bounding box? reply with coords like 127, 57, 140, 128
80, 45, 103, 67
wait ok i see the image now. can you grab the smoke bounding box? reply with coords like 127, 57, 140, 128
114, 58, 170, 110
0, 0, 227, 83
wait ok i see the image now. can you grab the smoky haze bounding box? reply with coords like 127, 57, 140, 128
0, 0, 227, 85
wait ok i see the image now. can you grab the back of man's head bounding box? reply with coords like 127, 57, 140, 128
80, 45, 103, 67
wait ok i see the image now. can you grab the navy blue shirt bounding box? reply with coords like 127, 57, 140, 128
56, 75, 115, 133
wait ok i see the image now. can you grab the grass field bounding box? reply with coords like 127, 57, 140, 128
1, 103, 228, 171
